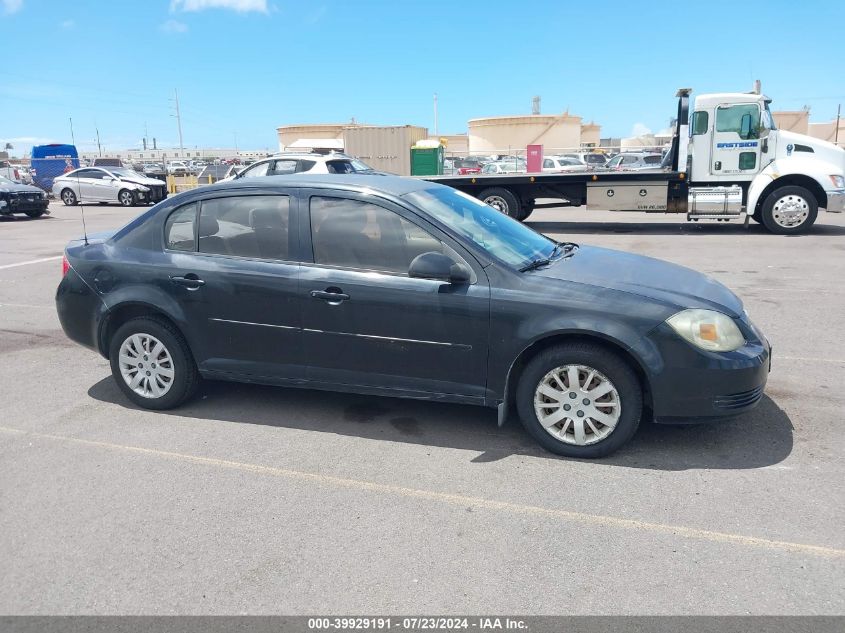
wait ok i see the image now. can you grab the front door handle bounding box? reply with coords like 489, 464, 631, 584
311, 289, 350, 304
170, 274, 206, 289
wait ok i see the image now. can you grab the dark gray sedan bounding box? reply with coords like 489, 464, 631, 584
56, 175, 770, 457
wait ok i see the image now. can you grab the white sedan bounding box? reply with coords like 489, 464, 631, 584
52, 167, 168, 206
542, 156, 590, 173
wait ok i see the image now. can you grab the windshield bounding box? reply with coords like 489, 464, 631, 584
404, 187, 556, 268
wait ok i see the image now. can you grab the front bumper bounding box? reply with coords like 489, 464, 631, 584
0, 193, 50, 214
825, 189, 845, 213
648, 322, 770, 424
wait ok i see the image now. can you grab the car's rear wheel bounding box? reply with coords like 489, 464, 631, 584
61, 188, 77, 206
109, 317, 199, 410
118, 189, 136, 206
516, 342, 642, 458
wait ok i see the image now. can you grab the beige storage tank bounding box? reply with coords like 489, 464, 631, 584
468, 113, 583, 154
342, 125, 428, 176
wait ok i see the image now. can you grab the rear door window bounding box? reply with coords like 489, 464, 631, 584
198, 195, 292, 261
272, 159, 298, 175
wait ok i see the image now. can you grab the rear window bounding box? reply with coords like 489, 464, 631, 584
643, 155, 662, 164
584, 154, 605, 164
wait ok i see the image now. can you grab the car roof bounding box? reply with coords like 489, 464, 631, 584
196, 173, 437, 196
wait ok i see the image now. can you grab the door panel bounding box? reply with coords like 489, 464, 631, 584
299, 191, 490, 398
711, 103, 762, 180
160, 194, 304, 379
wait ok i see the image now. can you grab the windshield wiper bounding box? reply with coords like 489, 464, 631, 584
519, 257, 552, 272
519, 242, 578, 273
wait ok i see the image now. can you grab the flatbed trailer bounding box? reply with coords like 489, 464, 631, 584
422, 89, 845, 234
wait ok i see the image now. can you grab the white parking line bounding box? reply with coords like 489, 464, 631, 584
779, 355, 845, 365
0, 255, 62, 270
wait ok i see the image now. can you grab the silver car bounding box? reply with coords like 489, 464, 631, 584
52, 167, 168, 206
605, 152, 665, 171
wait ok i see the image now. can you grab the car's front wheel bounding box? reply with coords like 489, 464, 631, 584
516, 342, 642, 458
118, 189, 136, 206
25, 209, 45, 218
109, 317, 199, 410
60, 188, 77, 206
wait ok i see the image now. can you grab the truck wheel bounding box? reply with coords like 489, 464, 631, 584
60, 188, 77, 206
478, 187, 522, 220
118, 189, 136, 207
760, 186, 817, 234
515, 342, 642, 458
519, 200, 535, 221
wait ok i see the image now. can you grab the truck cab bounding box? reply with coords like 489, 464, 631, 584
688, 91, 845, 232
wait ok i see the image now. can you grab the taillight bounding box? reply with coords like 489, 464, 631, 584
62, 255, 70, 277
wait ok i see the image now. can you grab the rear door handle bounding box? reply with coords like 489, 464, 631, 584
311, 290, 349, 304
170, 274, 205, 289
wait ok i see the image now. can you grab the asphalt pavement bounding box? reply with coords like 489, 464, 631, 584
1, 200, 843, 614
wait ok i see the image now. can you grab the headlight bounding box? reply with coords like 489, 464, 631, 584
666, 309, 745, 352
830, 175, 845, 189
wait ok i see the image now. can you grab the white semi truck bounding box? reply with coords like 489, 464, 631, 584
426, 89, 845, 234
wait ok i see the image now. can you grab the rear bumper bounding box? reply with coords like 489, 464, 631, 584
648, 323, 770, 424
825, 189, 845, 213
56, 267, 107, 353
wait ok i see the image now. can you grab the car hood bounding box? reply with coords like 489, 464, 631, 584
119, 175, 164, 187
0, 181, 44, 194
534, 245, 744, 316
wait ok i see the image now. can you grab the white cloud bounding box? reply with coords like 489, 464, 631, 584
170, 0, 268, 12
60, 18, 75, 29
630, 122, 652, 137
2, 0, 23, 15
160, 19, 188, 33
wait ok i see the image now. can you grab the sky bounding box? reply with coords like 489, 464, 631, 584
2, 0, 844, 155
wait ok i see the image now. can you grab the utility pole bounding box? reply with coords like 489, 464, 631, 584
171, 89, 184, 158
836, 104, 841, 147
433, 93, 438, 137
95, 126, 102, 157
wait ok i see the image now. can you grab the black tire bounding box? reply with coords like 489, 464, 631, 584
118, 189, 136, 207
760, 185, 817, 234
478, 187, 522, 220
109, 316, 199, 410
518, 199, 535, 221
60, 188, 77, 206
515, 342, 642, 458
25, 209, 45, 218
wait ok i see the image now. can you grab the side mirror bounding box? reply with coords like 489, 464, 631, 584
740, 112, 757, 139
408, 251, 470, 284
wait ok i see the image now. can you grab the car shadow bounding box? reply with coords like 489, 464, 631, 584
87, 376, 793, 471
525, 219, 845, 237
